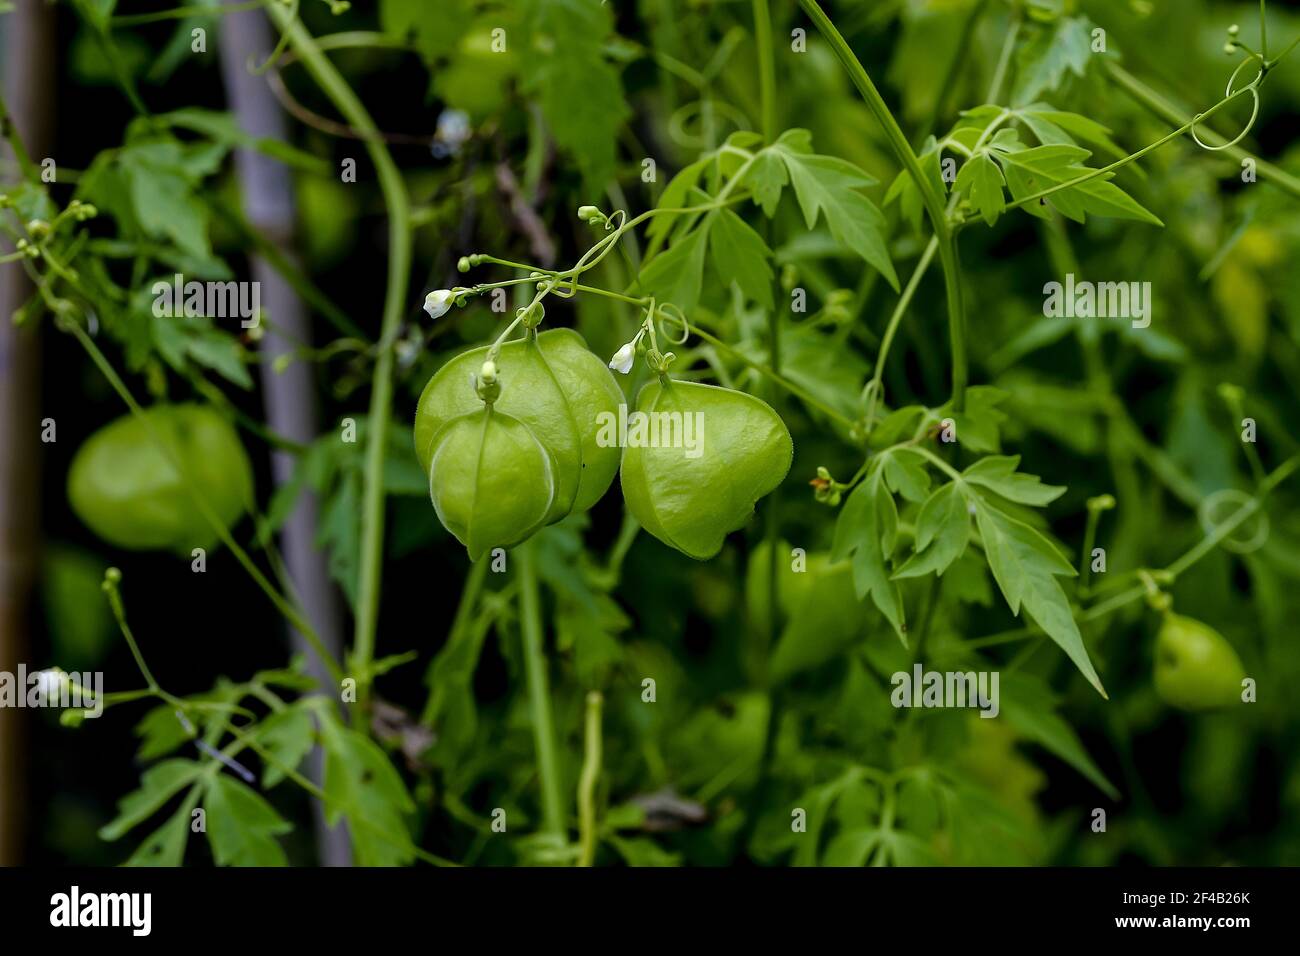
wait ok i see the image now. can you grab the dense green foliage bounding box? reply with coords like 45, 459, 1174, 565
8, 0, 1300, 867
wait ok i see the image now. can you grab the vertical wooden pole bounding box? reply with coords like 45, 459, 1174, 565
0, 0, 54, 866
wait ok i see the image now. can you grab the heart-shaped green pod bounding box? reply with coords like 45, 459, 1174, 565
534, 328, 624, 511
415, 329, 584, 523
1153, 613, 1247, 711
428, 405, 556, 561
620, 379, 793, 560
68, 403, 253, 555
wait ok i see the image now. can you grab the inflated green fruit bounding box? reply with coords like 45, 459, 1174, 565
537, 329, 624, 512
1153, 613, 1247, 711
68, 403, 253, 555
620, 379, 793, 560
428, 406, 556, 560
415, 328, 620, 521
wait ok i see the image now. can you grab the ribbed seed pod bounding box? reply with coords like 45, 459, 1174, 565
619, 379, 792, 560
427, 405, 556, 561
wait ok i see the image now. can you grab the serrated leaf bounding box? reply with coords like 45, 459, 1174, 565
126, 164, 210, 259
832, 468, 906, 642
880, 447, 932, 503
647, 157, 710, 243
970, 497, 1105, 696
943, 384, 1009, 453
893, 482, 971, 579
380, 0, 472, 61
1000, 674, 1119, 799
992, 143, 1162, 226
709, 209, 773, 308
1018, 105, 1124, 159
637, 222, 709, 312
961, 455, 1066, 506
773, 131, 898, 289
204, 775, 291, 866
955, 152, 1006, 226
884, 141, 944, 237
743, 149, 789, 217
134, 704, 191, 762
124, 801, 193, 867
256, 705, 316, 789
1013, 16, 1093, 105
100, 759, 204, 841
318, 712, 417, 866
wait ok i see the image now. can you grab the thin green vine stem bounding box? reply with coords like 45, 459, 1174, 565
0, 92, 39, 181
1102, 61, 1300, 199
752, 0, 776, 141
101, 572, 161, 691
267, 7, 413, 712
576, 690, 603, 867
1261, 0, 1269, 60
1080, 452, 1299, 622
986, 5, 1022, 106
864, 236, 939, 430
796, 0, 968, 411
111, 0, 267, 26
1004, 84, 1257, 212
420, 556, 489, 727
517, 540, 566, 843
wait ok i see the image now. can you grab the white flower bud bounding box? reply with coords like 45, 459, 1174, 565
424, 289, 455, 320
608, 341, 637, 374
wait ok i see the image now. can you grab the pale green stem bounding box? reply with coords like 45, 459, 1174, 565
576, 691, 603, 867
267, 7, 413, 712
518, 541, 566, 842
752, 0, 776, 141
796, 0, 967, 411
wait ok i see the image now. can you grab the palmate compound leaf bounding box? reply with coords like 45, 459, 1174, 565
770, 130, 899, 290
954, 151, 1006, 227
831, 464, 906, 643
892, 481, 971, 580
99, 758, 204, 842
884, 450, 1103, 693
989, 142, 1163, 227
619, 379, 792, 560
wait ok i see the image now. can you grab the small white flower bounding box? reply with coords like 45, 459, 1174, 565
608, 341, 637, 374
424, 289, 455, 320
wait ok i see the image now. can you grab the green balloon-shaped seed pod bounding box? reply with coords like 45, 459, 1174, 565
1153, 613, 1248, 711
620, 378, 793, 560
428, 405, 556, 561
415, 328, 618, 523
535, 328, 624, 512
67, 403, 254, 555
